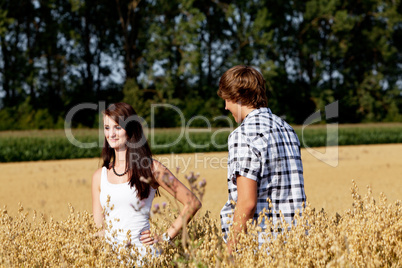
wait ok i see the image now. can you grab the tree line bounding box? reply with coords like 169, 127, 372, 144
0, 0, 401, 130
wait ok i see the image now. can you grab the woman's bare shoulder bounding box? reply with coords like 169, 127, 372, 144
153, 159, 172, 175
92, 167, 104, 182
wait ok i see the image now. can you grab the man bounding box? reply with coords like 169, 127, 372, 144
218, 65, 306, 253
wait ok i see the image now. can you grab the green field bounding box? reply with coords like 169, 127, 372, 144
0, 123, 401, 162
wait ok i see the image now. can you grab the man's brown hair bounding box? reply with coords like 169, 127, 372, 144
217, 65, 268, 108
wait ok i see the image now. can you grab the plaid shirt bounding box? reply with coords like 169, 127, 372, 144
220, 107, 306, 245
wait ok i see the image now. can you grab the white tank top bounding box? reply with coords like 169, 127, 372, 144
99, 166, 156, 253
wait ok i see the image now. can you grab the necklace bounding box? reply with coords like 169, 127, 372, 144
112, 162, 128, 177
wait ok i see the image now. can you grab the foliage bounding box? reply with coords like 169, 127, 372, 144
0, 99, 65, 130
0, 129, 231, 162
0, 124, 401, 162
296, 124, 402, 148
0, 0, 401, 127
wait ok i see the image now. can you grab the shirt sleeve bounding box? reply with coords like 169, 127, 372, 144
228, 131, 261, 183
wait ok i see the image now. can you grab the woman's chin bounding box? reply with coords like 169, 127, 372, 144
110, 144, 126, 150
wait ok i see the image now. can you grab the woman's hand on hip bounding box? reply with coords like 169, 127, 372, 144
140, 229, 157, 245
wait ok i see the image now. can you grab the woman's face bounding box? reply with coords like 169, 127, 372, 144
103, 115, 128, 150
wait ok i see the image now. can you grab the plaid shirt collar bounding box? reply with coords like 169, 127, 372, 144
241, 107, 271, 123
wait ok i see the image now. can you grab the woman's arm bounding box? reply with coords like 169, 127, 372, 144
92, 168, 104, 233
141, 160, 202, 244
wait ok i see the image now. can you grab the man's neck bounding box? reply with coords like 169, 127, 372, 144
240, 106, 256, 122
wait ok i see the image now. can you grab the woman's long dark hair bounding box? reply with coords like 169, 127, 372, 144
102, 102, 157, 200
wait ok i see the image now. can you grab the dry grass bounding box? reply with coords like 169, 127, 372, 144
0, 179, 401, 267
1, 144, 401, 221
0, 144, 401, 266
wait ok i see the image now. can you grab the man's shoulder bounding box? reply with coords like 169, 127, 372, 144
228, 126, 244, 144
238, 110, 277, 135
228, 120, 267, 151
229, 108, 296, 140
232, 113, 298, 146
247, 109, 297, 133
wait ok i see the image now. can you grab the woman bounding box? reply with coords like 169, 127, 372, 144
92, 102, 201, 265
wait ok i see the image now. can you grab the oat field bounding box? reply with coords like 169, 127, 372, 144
0, 144, 401, 266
